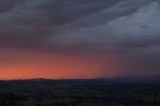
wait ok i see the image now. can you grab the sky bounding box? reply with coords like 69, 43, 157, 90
0, 0, 160, 80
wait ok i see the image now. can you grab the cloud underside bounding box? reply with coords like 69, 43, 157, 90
0, 0, 160, 77
0, 0, 158, 51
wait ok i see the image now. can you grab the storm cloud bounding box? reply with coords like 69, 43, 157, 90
0, 0, 160, 78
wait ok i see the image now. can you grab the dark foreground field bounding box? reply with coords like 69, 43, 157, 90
0, 79, 160, 106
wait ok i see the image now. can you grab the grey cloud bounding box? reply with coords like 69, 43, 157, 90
0, 0, 160, 77
0, 0, 20, 12
0, 0, 159, 53
52, 0, 160, 53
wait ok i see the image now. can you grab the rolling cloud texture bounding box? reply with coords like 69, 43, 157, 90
0, 0, 160, 78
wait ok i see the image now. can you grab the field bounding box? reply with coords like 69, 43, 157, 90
0, 79, 160, 106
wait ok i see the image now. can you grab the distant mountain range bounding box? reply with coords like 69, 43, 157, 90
1, 73, 160, 84
117, 74, 160, 81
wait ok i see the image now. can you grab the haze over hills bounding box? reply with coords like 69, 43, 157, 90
0, 73, 160, 96
1, 73, 160, 84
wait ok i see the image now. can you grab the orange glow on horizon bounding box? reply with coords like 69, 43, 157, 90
0, 49, 116, 80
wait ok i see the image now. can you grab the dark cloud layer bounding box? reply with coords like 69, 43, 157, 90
0, 0, 152, 49
0, 0, 160, 77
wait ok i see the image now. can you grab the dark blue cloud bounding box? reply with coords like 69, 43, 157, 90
0, 0, 154, 51
0, 0, 160, 76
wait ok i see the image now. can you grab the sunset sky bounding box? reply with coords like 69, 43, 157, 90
0, 0, 160, 80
